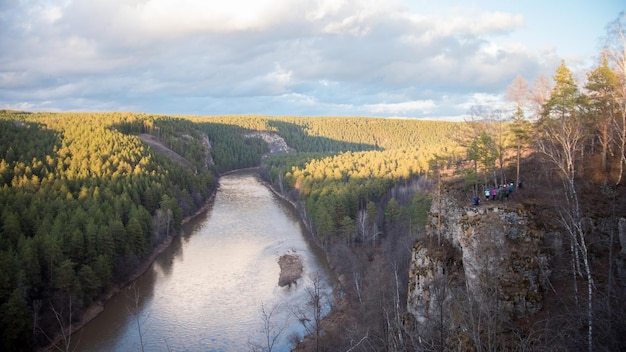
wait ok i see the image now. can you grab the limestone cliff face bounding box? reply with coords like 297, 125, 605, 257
407, 192, 551, 327
407, 240, 460, 324
245, 131, 296, 156
201, 133, 214, 167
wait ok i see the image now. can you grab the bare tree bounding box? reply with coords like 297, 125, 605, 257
47, 297, 75, 352
356, 207, 368, 244
356, 202, 381, 245
507, 74, 531, 107
529, 74, 553, 119
445, 251, 507, 352
536, 61, 594, 352
353, 272, 363, 304
345, 331, 370, 352
125, 283, 148, 352
604, 12, 626, 184
249, 303, 288, 352
291, 272, 329, 352
506, 74, 531, 189
381, 261, 406, 351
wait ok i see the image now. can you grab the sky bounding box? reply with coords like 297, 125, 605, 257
0, 0, 624, 120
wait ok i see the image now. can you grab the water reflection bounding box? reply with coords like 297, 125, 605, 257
73, 170, 333, 352
153, 233, 183, 278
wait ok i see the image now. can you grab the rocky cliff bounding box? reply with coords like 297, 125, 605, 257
407, 191, 551, 346
245, 131, 296, 156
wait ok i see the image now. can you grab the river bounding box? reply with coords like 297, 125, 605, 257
71, 170, 334, 352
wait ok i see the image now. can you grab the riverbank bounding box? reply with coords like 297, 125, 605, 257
256, 169, 357, 349
51, 167, 338, 351
40, 192, 216, 352
257, 170, 317, 244
50, 168, 279, 351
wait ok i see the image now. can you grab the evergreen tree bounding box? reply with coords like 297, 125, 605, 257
586, 55, 620, 174
1, 289, 32, 352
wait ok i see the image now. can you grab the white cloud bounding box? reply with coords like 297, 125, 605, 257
135, 0, 287, 34
41, 6, 63, 23
365, 100, 436, 115
447, 10, 525, 36
404, 9, 524, 45
456, 92, 506, 112
0, 0, 612, 118
55, 0, 292, 38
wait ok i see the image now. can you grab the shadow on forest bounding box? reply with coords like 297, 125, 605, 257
113, 116, 380, 166
266, 120, 380, 154
0, 119, 62, 167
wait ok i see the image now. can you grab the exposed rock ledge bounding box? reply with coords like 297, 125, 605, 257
408, 193, 551, 328
278, 253, 303, 287
245, 131, 296, 157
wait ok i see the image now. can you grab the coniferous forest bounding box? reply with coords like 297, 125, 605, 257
1, 21, 626, 349
0, 110, 461, 350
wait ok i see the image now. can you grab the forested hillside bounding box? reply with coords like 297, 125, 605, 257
0, 110, 463, 351
256, 53, 626, 351
3, 82, 624, 350
0, 111, 224, 351
188, 115, 462, 248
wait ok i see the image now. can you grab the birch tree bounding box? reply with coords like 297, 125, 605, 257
506, 75, 532, 188
603, 12, 626, 185
537, 60, 594, 352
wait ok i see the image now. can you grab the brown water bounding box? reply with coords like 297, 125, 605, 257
71, 170, 334, 352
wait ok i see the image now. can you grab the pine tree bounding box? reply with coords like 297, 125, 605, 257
586, 55, 620, 175
538, 60, 594, 352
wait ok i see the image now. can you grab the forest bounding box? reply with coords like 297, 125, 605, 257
253, 23, 626, 351
0, 109, 463, 351
1, 15, 626, 352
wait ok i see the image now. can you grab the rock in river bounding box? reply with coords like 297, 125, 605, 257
278, 253, 303, 287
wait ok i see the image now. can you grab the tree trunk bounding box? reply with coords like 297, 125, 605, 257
618, 109, 626, 185
600, 120, 609, 173
516, 143, 521, 191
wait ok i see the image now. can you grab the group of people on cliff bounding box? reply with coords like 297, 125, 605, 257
473, 181, 522, 205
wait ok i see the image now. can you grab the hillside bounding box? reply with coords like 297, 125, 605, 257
404, 153, 626, 350
0, 106, 625, 351
0, 111, 459, 351
136, 134, 195, 171
0, 111, 219, 351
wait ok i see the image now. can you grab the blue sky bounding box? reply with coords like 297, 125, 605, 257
0, 0, 623, 120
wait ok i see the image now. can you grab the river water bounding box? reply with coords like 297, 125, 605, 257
71, 170, 334, 352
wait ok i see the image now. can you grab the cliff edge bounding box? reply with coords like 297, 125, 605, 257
407, 191, 551, 348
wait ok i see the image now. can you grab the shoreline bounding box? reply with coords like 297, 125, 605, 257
45, 166, 338, 351
41, 191, 216, 351
256, 170, 353, 350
